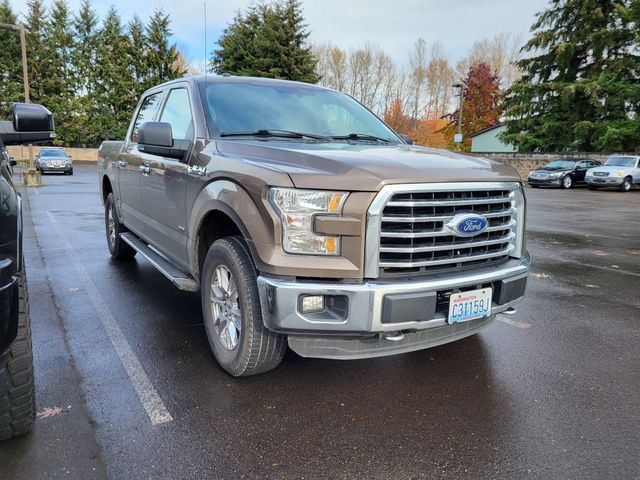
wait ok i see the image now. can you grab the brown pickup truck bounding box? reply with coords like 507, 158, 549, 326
98, 76, 529, 377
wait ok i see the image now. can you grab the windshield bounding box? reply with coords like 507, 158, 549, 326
545, 160, 577, 169
605, 156, 636, 167
41, 149, 66, 158
199, 81, 400, 143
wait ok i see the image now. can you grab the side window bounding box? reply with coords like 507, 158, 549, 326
577, 161, 588, 168
130, 93, 163, 143
159, 88, 194, 141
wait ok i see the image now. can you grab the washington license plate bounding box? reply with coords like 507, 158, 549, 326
447, 288, 492, 324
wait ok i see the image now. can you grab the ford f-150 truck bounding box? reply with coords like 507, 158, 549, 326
99, 76, 530, 377
1, 103, 55, 439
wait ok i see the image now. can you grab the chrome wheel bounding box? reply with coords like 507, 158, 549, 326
562, 175, 572, 189
210, 265, 241, 351
107, 206, 116, 247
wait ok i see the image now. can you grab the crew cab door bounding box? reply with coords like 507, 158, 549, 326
139, 86, 194, 267
118, 91, 164, 235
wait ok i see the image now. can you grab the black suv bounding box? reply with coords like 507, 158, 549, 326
0, 103, 54, 440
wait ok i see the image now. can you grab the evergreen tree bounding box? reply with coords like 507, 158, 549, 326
212, 0, 318, 83
45, 0, 76, 145
24, 0, 49, 103
0, 0, 22, 118
94, 7, 136, 142
144, 8, 184, 91
127, 16, 147, 87
501, 0, 640, 152
73, 0, 100, 146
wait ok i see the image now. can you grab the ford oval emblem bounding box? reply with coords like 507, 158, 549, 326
448, 214, 489, 237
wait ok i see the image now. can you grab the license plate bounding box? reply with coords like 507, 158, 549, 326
447, 288, 492, 324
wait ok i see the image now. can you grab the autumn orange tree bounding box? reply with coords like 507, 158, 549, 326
445, 62, 502, 151
383, 99, 448, 148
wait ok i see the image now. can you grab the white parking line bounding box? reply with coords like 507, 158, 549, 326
45, 210, 173, 425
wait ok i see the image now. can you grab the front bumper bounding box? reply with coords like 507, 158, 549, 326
528, 177, 561, 186
257, 252, 530, 359
40, 164, 72, 172
586, 176, 622, 185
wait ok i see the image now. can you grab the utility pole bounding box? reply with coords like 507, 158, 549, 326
452, 83, 464, 152
0, 22, 34, 170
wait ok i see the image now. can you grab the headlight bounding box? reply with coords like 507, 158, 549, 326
270, 187, 348, 255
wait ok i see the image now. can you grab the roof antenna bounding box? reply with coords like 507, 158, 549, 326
204, 1, 207, 81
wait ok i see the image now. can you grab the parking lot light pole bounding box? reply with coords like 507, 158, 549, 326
0, 22, 36, 174
452, 83, 464, 151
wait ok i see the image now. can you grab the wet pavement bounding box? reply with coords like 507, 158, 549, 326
0, 166, 638, 479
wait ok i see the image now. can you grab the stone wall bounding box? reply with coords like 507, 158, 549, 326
6, 146, 99, 164
471, 152, 628, 179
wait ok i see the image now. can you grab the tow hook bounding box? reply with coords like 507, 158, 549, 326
382, 331, 405, 342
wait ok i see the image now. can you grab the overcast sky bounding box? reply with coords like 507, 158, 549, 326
9, 0, 549, 70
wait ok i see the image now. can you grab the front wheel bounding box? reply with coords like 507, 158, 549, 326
561, 175, 573, 189
619, 177, 632, 192
0, 267, 36, 440
105, 193, 136, 260
201, 237, 286, 377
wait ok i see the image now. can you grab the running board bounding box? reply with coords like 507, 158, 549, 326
119, 232, 199, 292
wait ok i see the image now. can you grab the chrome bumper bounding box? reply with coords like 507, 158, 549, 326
586, 176, 622, 185
257, 252, 530, 359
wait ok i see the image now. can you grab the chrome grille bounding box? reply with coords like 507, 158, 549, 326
365, 183, 525, 278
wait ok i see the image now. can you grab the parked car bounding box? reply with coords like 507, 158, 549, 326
527, 158, 601, 189
99, 76, 530, 377
0, 103, 55, 440
36, 147, 73, 175
585, 156, 640, 192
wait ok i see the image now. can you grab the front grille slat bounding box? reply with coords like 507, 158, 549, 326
380, 232, 515, 253
379, 245, 514, 268
381, 221, 515, 238
386, 196, 512, 207
375, 186, 518, 277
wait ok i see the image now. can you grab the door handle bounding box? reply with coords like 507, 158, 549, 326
117, 159, 127, 169
139, 165, 151, 176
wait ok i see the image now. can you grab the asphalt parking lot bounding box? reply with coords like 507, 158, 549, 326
0, 165, 638, 480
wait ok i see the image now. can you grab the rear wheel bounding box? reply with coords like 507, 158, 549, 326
105, 193, 136, 260
201, 237, 286, 377
561, 175, 573, 189
619, 177, 632, 192
0, 266, 36, 440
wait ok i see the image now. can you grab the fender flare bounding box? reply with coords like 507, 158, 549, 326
187, 179, 275, 279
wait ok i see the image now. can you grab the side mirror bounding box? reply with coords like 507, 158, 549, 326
10, 159, 17, 167
0, 103, 55, 145
138, 122, 190, 160
400, 133, 414, 145
13, 103, 54, 132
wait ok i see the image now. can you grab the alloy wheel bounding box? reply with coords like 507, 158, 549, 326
210, 265, 241, 351
108, 206, 116, 247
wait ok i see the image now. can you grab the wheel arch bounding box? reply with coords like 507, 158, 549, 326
188, 180, 274, 282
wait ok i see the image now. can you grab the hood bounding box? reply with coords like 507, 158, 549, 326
215, 140, 521, 191
531, 166, 572, 173
589, 165, 633, 173
40, 156, 69, 161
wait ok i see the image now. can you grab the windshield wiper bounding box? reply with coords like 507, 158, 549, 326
219, 129, 331, 141
330, 133, 393, 143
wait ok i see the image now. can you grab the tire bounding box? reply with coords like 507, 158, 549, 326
201, 237, 286, 377
105, 192, 136, 260
561, 175, 573, 189
619, 177, 632, 192
0, 267, 36, 440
